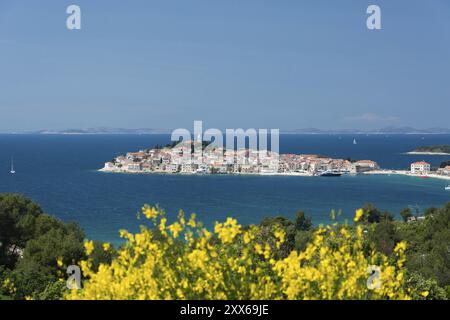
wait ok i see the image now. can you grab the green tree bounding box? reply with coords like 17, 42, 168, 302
259, 216, 295, 258
369, 220, 399, 256
362, 203, 382, 224
0, 194, 89, 299
400, 208, 413, 222
406, 272, 448, 300
381, 210, 394, 222
399, 202, 450, 288
0, 194, 43, 268
89, 241, 116, 272
424, 207, 438, 217
294, 211, 312, 231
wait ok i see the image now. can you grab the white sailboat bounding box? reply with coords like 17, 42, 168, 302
353, 138, 357, 145
10, 157, 15, 174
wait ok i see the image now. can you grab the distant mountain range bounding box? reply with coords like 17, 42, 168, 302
31, 127, 171, 135
9, 126, 450, 135
281, 127, 450, 134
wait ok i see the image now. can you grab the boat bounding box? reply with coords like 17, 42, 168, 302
353, 138, 357, 145
10, 157, 15, 174
445, 185, 450, 191
320, 171, 342, 177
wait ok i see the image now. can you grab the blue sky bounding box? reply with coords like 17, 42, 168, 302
0, 0, 449, 131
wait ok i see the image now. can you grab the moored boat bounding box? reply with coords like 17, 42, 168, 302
320, 171, 342, 177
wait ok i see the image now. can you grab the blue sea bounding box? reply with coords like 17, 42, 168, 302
1, 134, 449, 244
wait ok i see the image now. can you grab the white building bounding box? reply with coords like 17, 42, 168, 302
104, 162, 115, 169
437, 165, 450, 176
166, 164, 179, 173
127, 162, 142, 171
353, 160, 380, 173
411, 161, 431, 174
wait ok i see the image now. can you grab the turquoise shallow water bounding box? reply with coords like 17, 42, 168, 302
0, 134, 449, 244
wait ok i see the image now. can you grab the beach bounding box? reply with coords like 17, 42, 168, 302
364, 170, 450, 181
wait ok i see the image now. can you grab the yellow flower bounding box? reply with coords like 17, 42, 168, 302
421, 291, 429, 298
243, 232, 251, 244
394, 241, 407, 253
340, 227, 351, 239
159, 217, 167, 236
103, 243, 111, 251
274, 228, 286, 249
84, 240, 94, 255
354, 208, 364, 223
187, 214, 197, 228
214, 218, 241, 243
57, 257, 64, 267
168, 222, 183, 238
143, 207, 158, 219
66, 205, 411, 301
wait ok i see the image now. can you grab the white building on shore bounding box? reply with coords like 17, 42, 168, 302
437, 165, 450, 176
410, 161, 431, 175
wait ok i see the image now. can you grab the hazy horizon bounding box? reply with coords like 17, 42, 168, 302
3, 125, 450, 135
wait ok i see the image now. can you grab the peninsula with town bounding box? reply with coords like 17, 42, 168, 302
100, 141, 450, 181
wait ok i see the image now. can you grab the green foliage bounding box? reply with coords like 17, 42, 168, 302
0, 194, 88, 299
8, 266, 55, 299
424, 207, 438, 217
369, 220, 400, 256
0, 266, 12, 299
17, 219, 84, 272
259, 216, 295, 258
397, 202, 450, 288
1, 193, 449, 300
406, 272, 448, 300
400, 208, 413, 222
361, 203, 383, 223
259, 211, 313, 259
415, 145, 450, 153
89, 241, 116, 272
294, 230, 314, 252
0, 194, 43, 268
33, 281, 68, 300
294, 211, 312, 231
358, 203, 394, 224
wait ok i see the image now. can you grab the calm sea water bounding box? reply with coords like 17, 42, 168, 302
0, 134, 449, 244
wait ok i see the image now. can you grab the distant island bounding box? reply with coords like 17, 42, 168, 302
32, 127, 171, 135
407, 145, 450, 155
283, 127, 450, 135
4, 126, 450, 135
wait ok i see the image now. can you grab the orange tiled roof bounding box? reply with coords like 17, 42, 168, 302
411, 161, 430, 165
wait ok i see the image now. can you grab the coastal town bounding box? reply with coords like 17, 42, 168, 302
101, 140, 381, 176
100, 141, 450, 182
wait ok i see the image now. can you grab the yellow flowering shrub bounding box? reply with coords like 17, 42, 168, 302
66, 206, 410, 300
